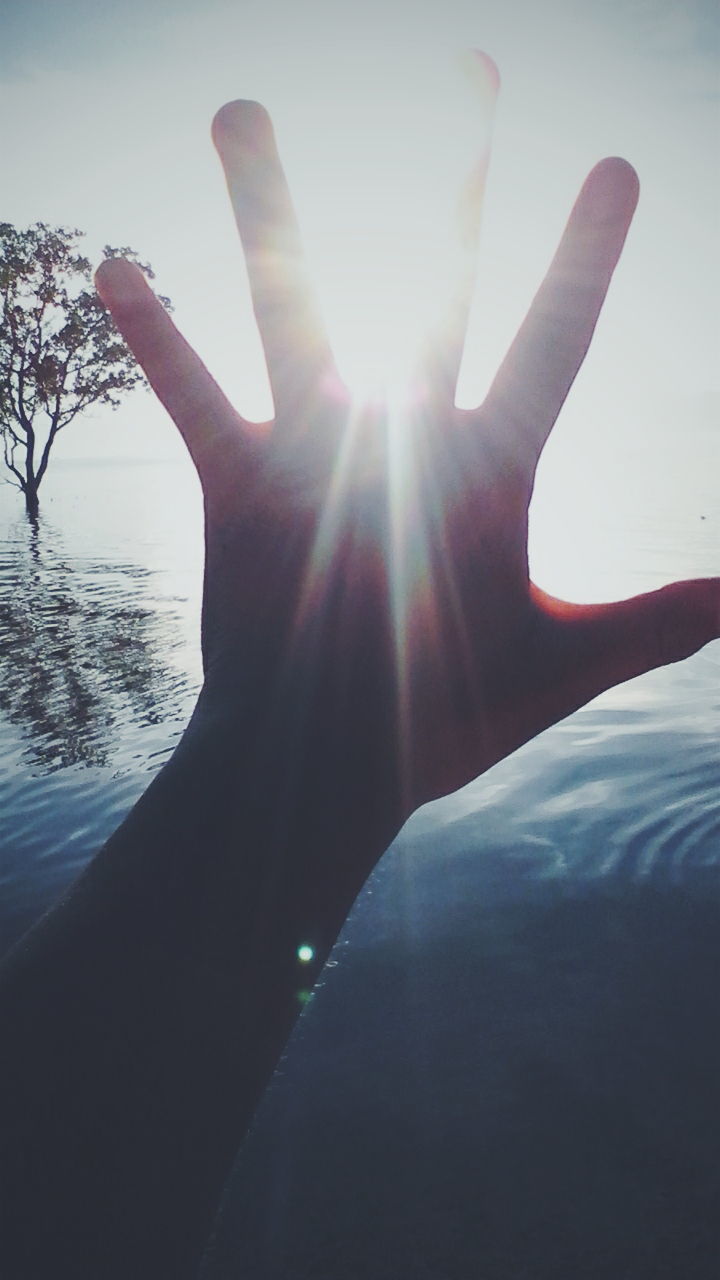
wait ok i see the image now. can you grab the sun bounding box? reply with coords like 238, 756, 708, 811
317, 249, 452, 403
206, 51, 499, 420
281, 51, 499, 407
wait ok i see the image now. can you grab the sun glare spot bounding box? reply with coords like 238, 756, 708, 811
322, 267, 443, 405
289, 51, 498, 408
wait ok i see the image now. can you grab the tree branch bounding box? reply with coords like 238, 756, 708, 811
2, 431, 26, 491
36, 395, 64, 488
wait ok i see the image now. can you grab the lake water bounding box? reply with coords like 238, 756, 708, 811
0, 452, 718, 1278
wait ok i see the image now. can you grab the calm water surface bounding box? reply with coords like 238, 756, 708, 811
0, 453, 718, 1278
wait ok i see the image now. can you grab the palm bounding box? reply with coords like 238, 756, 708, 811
96, 94, 718, 828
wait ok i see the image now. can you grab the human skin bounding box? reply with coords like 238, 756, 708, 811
0, 69, 717, 1278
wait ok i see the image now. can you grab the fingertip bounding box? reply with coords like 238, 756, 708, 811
211, 99, 273, 153
709, 577, 720, 639
602, 155, 639, 194
650, 577, 720, 666
94, 256, 150, 311
585, 156, 640, 217
470, 50, 501, 95
461, 50, 500, 115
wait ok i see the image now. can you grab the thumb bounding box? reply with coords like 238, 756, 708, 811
537, 578, 720, 702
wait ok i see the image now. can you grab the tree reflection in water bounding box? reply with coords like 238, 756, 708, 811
0, 517, 194, 770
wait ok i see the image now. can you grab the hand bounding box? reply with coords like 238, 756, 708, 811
96, 95, 719, 873
5, 80, 718, 1280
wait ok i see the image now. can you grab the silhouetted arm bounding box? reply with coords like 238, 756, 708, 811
1, 81, 718, 1279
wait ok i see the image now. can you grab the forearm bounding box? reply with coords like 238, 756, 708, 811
0, 685, 400, 1278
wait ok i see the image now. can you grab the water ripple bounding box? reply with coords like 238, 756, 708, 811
0, 514, 198, 773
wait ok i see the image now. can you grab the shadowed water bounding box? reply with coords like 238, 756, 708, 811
0, 453, 718, 1277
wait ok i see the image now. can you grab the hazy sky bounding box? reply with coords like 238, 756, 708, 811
1, 0, 718, 592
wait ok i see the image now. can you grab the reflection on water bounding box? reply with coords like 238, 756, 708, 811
0, 515, 193, 770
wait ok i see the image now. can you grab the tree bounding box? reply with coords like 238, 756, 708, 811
0, 222, 169, 518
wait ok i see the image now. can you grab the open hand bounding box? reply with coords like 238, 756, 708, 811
96, 93, 719, 865
3, 75, 717, 1280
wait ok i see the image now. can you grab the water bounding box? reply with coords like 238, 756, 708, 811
0, 452, 718, 1277
0, 456, 204, 946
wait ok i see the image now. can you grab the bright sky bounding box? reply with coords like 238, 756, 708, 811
1, 0, 718, 596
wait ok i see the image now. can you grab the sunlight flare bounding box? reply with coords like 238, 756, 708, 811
296, 51, 498, 406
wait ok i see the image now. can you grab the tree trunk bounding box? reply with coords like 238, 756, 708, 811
24, 481, 40, 522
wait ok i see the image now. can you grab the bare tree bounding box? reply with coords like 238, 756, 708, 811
0, 222, 169, 517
